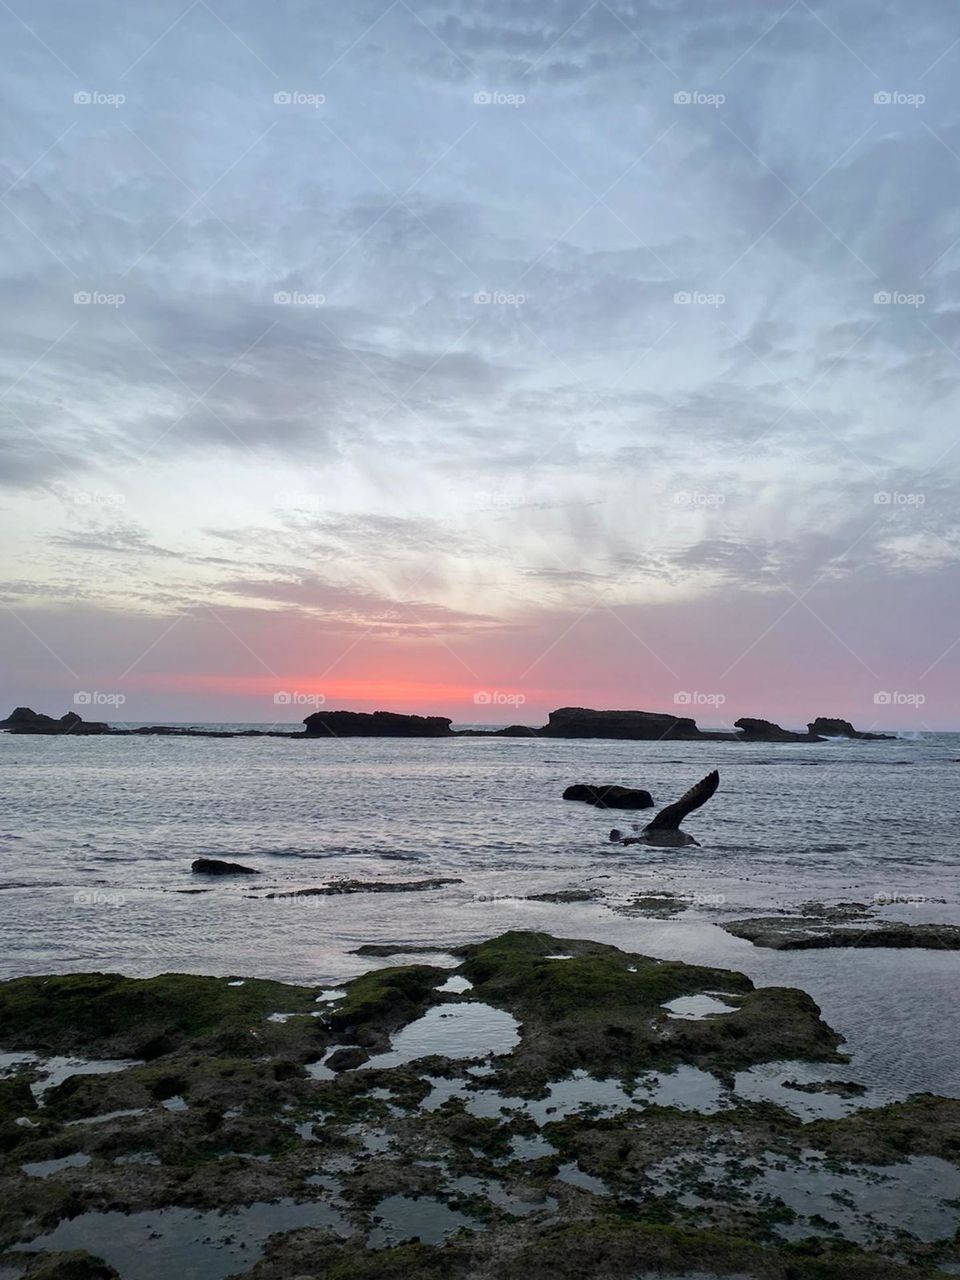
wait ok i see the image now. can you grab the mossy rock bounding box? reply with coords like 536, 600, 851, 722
0, 973, 318, 1058
225, 1219, 940, 1279
501, 1219, 936, 1278
461, 931, 753, 1015
326, 965, 446, 1034
458, 932, 843, 1077
16, 1249, 120, 1279
804, 1093, 960, 1163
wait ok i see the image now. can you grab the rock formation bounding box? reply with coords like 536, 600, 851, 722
807, 717, 895, 741
562, 784, 654, 809
302, 709, 453, 737
540, 707, 708, 740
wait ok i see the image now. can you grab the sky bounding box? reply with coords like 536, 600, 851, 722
1, 0, 959, 729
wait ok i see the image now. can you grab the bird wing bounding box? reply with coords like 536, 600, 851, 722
643, 769, 719, 831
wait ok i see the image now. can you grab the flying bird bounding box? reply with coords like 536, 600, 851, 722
612, 770, 719, 848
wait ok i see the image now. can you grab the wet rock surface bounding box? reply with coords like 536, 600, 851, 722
191, 858, 260, 876
264, 879, 461, 899
723, 917, 960, 950
562, 784, 654, 809
0, 932, 956, 1280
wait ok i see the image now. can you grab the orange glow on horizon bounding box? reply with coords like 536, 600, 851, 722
122, 672, 548, 710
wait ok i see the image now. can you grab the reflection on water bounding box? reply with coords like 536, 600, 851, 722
362, 1001, 521, 1070
15, 1199, 349, 1280
368, 1193, 475, 1248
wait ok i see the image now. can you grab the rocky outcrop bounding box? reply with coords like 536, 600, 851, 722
722, 917, 960, 950
191, 857, 260, 875
303, 709, 453, 737
540, 707, 709, 740
734, 717, 816, 742
808, 717, 895, 741
0, 707, 111, 734
562, 783, 654, 809
0, 703, 898, 744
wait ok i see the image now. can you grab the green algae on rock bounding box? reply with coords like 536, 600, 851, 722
458, 932, 844, 1080
0, 932, 957, 1280
0, 973, 319, 1059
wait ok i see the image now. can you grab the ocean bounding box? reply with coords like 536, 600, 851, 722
2, 727, 959, 1102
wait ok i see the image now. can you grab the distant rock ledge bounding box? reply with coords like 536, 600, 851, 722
0, 703, 895, 742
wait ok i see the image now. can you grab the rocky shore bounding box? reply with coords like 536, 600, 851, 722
0, 931, 957, 1279
0, 704, 895, 743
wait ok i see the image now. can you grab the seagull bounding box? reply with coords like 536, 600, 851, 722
612, 770, 719, 848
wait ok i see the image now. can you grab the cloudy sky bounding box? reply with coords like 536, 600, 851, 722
1, 0, 959, 727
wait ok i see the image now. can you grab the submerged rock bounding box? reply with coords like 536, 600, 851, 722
561, 784, 654, 809
265, 878, 461, 898
191, 857, 260, 876
525, 890, 602, 903
723, 917, 960, 950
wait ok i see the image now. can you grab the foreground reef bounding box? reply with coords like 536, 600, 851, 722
0, 704, 894, 742
0, 931, 957, 1279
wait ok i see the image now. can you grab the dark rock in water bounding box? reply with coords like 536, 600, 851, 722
0, 705, 46, 729
542, 706, 707, 740
303, 709, 453, 737
563, 783, 654, 809
734, 717, 816, 742
324, 1045, 369, 1071
783, 1077, 867, 1097
525, 889, 602, 903
0, 707, 111, 735
191, 857, 260, 876
722, 917, 960, 950
808, 716, 895, 741
265, 877, 461, 898
350, 942, 459, 956
455, 723, 539, 736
